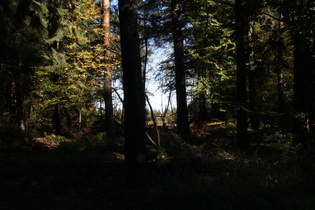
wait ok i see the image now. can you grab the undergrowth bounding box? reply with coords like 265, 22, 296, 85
0, 126, 315, 209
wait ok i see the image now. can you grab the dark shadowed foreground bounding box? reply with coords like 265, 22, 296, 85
1, 127, 315, 210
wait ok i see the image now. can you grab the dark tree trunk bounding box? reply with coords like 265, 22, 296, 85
51, 73, 61, 135
119, 0, 147, 190
248, 68, 259, 130
15, 81, 25, 131
171, 0, 190, 141
199, 93, 208, 121
276, 47, 286, 128
104, 76, 114, 139
308, 97, 315, 146
102, 0, 115, 141
52, 104, 61, 135
306, 35, 314, 146
235, 0, 249, 152
292, 33, 311, 146
275, 15, 286, 129
248, 27, 259, 130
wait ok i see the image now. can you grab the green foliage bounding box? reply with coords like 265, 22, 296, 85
0, 0, 49, 127
263, 131, 293, 146
46, 134, 67, 142
258, 130, 298, 164
83, 131, 108, 148
30, 0, 107, 134
184, 0, 237, 120
57, 141, 87, 154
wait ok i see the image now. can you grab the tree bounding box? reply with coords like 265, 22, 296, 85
0, 0, 47, 131
118, 0, 147, 189
171, 0, 190, 141
102, 0, 115, 140
33, 0, 104, 134
185, 0, 236, 121
235, 0, 249, 152
248, 24, 260, 130
288, 0, 314, 146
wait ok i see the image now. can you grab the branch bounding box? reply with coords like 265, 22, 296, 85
113, 87, 124, 105
145, 131, 158, 147
261, 12, 282, 21
145, 93, 161, 148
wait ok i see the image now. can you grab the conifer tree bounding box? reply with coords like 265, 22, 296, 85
119, 0, 147, 189
34, 0, 104, 133
235, 0, 249, 152
0, 0, 47, 131
171, 0, 190, 141
102, 0, 115, 140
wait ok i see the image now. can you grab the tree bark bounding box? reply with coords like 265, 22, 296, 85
52, 103, 61, 135
248, 68, 259, 130
276, 39, 286, 128
235, 0, 249, 152
51, 73, 61, 135
102, 0, 115, 140
292, 33, 311, 145
275, 14, 286, 129
15, 80, 25, 131
119, 0, 147, 190
248, 26, 259, 130
171, 0, 190, 141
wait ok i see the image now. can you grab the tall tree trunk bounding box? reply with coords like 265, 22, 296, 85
196, 73, 208, 121
102, 0, 115, 140
235, 0, 249, 152
276, 41, 286, 128
13, 80, 25, 132
308, 39, 315, 146
51, 73, 61, 135
52, 104, 61, 135
199, 93, 208, 121
287, 0, 315, 146
248, 26, 259, 130
171, 0, 190, 141
248, 68, 259, 130
276, 14, 286, 129
50, 41, 62, 135
119, 0, 147, 190
292, 33, 311, 146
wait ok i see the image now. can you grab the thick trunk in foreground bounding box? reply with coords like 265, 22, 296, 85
235, 0, 249, 152
171, 0, 190, 141
119, 0, 147, 189
292, 34, 311, 146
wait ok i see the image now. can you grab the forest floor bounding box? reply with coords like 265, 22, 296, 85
1, 125, 315, 209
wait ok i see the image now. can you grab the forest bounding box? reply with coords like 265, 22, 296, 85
0, 0, 314, 209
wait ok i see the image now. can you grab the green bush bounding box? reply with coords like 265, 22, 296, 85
57, 140, 87, 154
